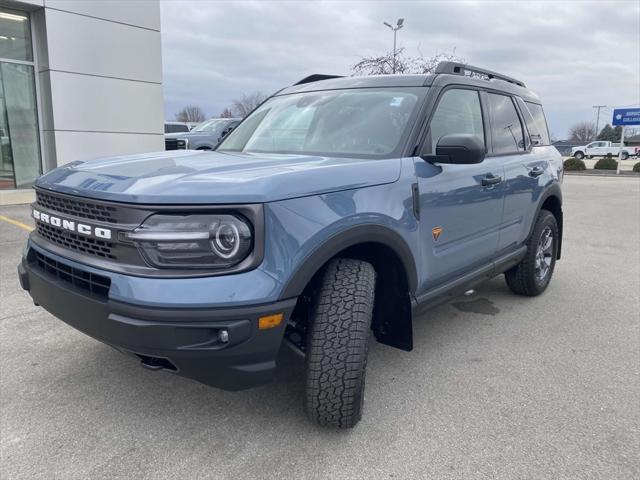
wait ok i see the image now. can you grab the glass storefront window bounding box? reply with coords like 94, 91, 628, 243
0, 8, 32, 62
0, 8, 41, 190
0, 63, 41, 188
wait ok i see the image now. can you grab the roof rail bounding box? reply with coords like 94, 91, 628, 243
293, 74, 344, 86
434, 62, 526, 88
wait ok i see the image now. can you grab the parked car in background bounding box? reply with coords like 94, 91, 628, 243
164, 118, 241, 151
164, 122, 191, 134
164, 122, 191, 150
571, 141, 638, 160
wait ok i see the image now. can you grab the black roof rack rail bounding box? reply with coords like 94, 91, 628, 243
434, 61, 526, 88
293, 74, 345, 86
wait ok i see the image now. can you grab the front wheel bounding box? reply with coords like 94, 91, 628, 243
304, 258, 376, 428
505, 210, 558, 296
574, 151, 584, 159
621, 152, 629, 160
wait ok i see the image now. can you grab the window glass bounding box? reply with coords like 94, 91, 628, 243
0, 8, 32, 62
524, 102, 550, 145
425, 89, 484, 154
488, 93, 525, 154
219, 88, 424, 158
165, 124, 190, 134
0, 62, 41, 189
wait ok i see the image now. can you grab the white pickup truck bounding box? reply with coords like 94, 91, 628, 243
571, 141, 639, 160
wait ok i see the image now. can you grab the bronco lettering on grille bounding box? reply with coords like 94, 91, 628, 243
32, 208, 112, 240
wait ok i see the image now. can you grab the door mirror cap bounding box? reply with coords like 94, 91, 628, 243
422, 134, 485, 164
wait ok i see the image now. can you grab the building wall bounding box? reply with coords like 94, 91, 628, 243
33, 0, 163, 169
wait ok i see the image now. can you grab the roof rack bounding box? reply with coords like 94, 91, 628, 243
293, 74, 345, 86
434, 62, 526, 88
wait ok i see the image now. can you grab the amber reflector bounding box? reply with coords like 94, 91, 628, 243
258, 313, 284, 330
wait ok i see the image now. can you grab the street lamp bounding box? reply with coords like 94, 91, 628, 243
383, 18, 404, 74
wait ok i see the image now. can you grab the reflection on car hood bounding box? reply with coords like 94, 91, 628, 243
36, 150, 402, 204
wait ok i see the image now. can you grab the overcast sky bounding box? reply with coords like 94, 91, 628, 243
160, 0, 640, 138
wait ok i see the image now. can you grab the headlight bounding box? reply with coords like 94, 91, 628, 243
124, 214, 252, 269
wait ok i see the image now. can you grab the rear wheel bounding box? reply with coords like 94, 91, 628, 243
621, 152, 629, 160
505, 210, 558, 296
304, 258, 376, 428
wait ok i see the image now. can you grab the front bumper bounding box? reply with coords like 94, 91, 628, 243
18, 249, 297, 391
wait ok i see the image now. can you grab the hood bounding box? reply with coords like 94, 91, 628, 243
36, 150, 402, 204
164, 131, 209, 139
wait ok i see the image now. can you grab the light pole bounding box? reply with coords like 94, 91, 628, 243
593, 105, 606, 140
383, 18, 404, 74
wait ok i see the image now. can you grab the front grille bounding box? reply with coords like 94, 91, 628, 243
37, 223, 116, 260
30, 250, 111, 299
36, 190, 118, 224
165, 138, 187, 150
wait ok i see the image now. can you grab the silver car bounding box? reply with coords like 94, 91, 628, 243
165, 118, 241, 151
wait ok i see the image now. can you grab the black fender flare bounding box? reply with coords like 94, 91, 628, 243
529, 182, 563, 259
279, 224, 418, 299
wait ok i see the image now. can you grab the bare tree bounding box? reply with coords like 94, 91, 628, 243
230, 92, 266, 118
175, 105, 206, 123
352, 48, 464, 76
219, 108, 234, 118
568, 121, 596, 143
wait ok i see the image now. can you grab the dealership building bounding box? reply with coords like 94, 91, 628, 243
0, 0, 163, 204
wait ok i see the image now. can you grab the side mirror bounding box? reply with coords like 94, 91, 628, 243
421, 134, 485, 164
217, 126, 235, 143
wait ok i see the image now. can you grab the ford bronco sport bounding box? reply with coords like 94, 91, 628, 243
19, 62, 563, 428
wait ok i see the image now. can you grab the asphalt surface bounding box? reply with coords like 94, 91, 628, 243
1, 175, 639, 479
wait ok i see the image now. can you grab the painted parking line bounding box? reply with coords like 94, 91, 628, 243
0, 214, 34, 232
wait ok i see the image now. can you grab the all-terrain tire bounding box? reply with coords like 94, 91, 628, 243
505, 210, 558, 296
304, 258, 376, 429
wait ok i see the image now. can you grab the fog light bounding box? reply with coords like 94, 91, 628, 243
258, 313, 283, 330
219, 329, 229, 343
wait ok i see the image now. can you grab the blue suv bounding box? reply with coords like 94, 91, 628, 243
19, 62, 563, 428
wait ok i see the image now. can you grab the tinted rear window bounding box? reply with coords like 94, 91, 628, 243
165, 124, 190, 133
524, 102, 550, 145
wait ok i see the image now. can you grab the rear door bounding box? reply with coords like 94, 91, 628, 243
416, 87, 504, 290
589, 141, 606, 156
494, 94, 550, 252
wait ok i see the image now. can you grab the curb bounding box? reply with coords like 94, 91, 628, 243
565, 171, 640, 178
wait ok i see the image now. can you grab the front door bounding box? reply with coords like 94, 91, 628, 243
415, 88, 504, 292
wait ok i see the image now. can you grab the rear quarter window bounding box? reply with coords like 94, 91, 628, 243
523, 102, 550, 146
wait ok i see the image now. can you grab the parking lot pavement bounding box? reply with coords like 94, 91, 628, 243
1, 175, 639, 480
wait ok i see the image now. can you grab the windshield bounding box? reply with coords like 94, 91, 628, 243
217, 88, 425, 158
192, 119, 233, 135
165, 123, 189, 133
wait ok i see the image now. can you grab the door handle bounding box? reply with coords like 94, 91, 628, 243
481, 175, 502, 186
529, 166, 544, 178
